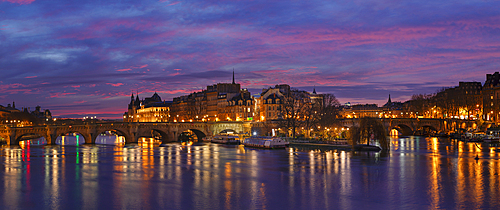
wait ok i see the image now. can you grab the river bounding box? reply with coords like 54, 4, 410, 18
1, 136, 499, 209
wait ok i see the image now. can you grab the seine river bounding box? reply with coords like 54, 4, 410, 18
1, 137, 500, 210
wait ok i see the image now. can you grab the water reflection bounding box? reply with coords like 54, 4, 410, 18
1, 137, 500, 209
19, 137, 47, 149
55, 134, 84, 146
95, 132, 125, 146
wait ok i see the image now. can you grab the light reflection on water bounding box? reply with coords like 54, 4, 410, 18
1, 137, 500, 209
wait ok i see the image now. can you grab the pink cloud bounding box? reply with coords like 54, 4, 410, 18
50, 92, 76, 98
139, 64, 148, 68
106, 83, 124, 87
116, 68, 132, 72
73, 100, 86, 104
168, 72, 181, 76
25, 76, 37, 78
1, 0, 35, 5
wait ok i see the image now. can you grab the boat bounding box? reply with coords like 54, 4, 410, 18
211, 135, 241, 145
484, 128, 500, 143
202, 136, 212, 142
243, 136, 289, 149
461, 132, 485, 142
353, 144, 382, 151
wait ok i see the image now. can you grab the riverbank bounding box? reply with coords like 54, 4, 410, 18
289, 142, 352, 150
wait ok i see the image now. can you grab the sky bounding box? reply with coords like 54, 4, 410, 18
1, 0, 499, 119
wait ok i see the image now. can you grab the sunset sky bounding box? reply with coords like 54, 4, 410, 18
1, 0, 499, 119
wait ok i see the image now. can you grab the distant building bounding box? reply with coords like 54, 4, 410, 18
169, 71, 257, 122
0, 102, 52, 126
340, 104, 380, 118
339, 95, 404, 118
223, 89, 254, 121
124, 92, 172, 122
259, 84, 289, 121
483, 72, 500, 121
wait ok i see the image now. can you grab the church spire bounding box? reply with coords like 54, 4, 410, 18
388, 94, 392, 104
232, 68, 235, 84
313, 86, 317, 94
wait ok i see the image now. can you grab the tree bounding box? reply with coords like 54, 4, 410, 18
317, 93, 341, 128
350, 117, 389, 149
278, 89, 309, 138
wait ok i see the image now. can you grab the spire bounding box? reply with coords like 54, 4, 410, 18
313, 86, 316, 94
388, 94, 392, 104
232, 68, 235, 84
12, 101, 15, 109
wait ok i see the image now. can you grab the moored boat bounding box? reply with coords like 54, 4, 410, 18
485, 128, 500, 143
353, 144, 382, 151
211, 135, 241, 145
243, 136, 289, 149
461, 132, 485, 142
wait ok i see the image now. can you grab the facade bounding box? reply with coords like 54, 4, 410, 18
339, 95, 403, 118
123, 74, 332, 124
222, 89, 254, 121
259, 84, 289, 121
0, 102, 52, 126
124, 92, 172, 122
340, 104, 380, 118
168, 72, 253, 122
483, 72, 500, 121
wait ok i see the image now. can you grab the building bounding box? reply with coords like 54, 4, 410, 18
222, 89, 254, 121
339, 95, 403, 118
124, 92, 172, 122
340, 104, 380, 118
259, 84, 289, 121
0, 102, 52, 126
483, 72, 500, 121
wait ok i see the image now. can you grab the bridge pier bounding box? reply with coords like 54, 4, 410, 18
8, 128, 16, 146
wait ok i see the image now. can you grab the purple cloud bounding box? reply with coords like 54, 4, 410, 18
1, 0, 499, 118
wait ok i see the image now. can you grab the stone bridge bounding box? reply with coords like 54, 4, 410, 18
0, 121, 251, 145
339, 118, 477, 135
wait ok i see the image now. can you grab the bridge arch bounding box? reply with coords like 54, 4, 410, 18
391, 124, 413, 136
15, 133, 48, 143
137, 128, 170, 143
56, 131, 91, 144
416, 125, 438, 136
219, 129, 237, 134
95, 128, 131, 143
178, 128, 206, 142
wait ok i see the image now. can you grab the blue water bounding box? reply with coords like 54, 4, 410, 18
1, 137, 500, 209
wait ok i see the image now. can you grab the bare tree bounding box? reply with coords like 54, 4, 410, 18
318, 93, 341, 128
278, 89, 309, 138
